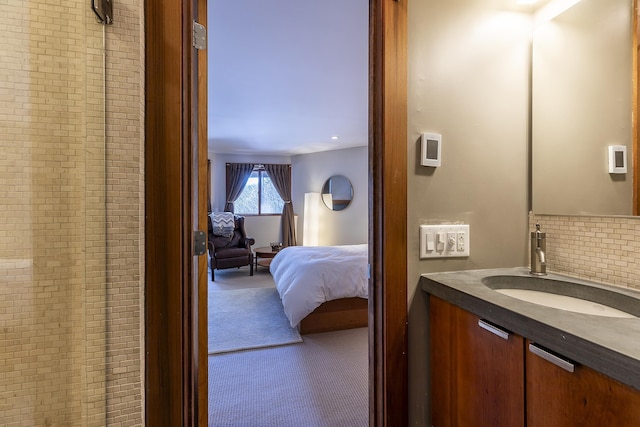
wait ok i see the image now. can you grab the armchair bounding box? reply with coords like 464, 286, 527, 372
207, 214, 255, 281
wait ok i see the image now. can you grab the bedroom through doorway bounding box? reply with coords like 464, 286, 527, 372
205, 0, 371, 425
144, 0, 408, 423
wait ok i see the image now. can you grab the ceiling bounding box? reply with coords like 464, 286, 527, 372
207, 0, 369, 156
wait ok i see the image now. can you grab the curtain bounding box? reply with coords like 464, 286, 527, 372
264, 164, 297, 246
225, 163, 254, 213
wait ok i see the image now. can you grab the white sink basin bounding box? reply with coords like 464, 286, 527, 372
495, 288, 637, 318
481, 275, 640, 319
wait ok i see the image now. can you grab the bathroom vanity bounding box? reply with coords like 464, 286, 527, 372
421, 268, 640, 427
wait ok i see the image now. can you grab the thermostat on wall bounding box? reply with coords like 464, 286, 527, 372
421, 133, 442, 167
608, 145, 627, 174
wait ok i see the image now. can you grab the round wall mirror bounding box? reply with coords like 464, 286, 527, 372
321, 175, 353, 211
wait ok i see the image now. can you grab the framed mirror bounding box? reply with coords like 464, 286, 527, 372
531, 0, 636, 216
321, 175, 353, 211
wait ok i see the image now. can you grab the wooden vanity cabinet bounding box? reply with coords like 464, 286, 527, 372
526, 339, 640, 427
430, 296, 525, 427
430, 295, 640, 427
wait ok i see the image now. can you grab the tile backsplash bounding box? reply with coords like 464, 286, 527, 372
530, 213, 640, 291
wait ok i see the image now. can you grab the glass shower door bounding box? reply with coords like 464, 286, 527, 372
0, 1, 106, 425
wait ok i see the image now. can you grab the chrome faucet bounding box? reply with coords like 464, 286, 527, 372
530, 223, 547, 276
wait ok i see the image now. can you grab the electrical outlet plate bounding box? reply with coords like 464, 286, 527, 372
420, 224, 470, 258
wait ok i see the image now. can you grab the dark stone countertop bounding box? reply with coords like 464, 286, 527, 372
421, 267, 640, 391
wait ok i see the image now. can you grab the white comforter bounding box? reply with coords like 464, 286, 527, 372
270, 244, 368, 327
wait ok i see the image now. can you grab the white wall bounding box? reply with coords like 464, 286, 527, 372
292, 146, 368, 246
238, 215, 298, 250
209, 152, 292, 249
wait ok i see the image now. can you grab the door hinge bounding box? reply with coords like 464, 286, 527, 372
193, 21, 207, 50
193, 230, 207, 256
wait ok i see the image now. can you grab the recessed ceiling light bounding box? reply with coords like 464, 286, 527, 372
331, 136, 339, 140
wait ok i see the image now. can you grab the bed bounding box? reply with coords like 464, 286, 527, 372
269, 244, 368, 334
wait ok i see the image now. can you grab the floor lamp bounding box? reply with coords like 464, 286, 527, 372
303, 192, 320, 246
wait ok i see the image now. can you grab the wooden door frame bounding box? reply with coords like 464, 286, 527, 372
369, 0, 408, 425
144, 0, 208, 424
634, 0, 639, 215
144, 0, 408, 425
196, 0, 209, 424
144, 0, 185, 424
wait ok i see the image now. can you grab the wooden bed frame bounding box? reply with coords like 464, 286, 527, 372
298, 297, 368, 335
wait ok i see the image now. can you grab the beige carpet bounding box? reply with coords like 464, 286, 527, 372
208, 327, 368, 427
208, 268, 368, 426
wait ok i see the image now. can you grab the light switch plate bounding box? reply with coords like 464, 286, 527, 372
420, 224, 470, 258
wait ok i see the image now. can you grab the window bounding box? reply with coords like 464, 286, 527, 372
234, 169, 284, 215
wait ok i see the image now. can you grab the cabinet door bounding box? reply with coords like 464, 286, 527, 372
430, 296, 525, 427
526, 340, 640, 427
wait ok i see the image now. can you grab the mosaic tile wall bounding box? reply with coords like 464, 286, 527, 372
530, 213, 640, 291
0, 2, 107, 425
0, 1, 144, 426
104, 0, 145, 425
